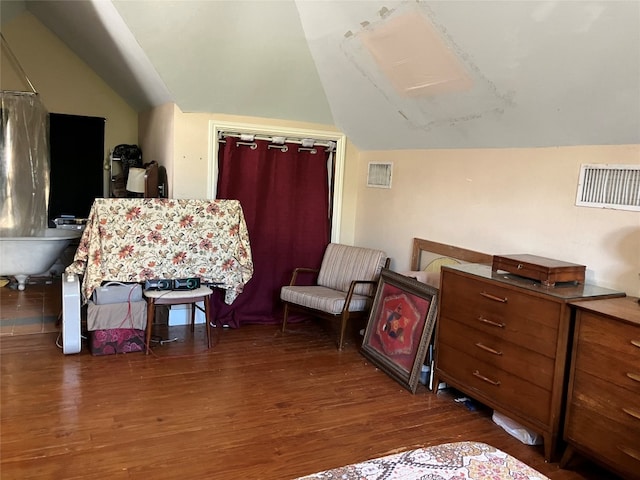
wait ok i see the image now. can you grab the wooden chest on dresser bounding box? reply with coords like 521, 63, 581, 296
561, 296, 640, 479
432, 264, 624, 462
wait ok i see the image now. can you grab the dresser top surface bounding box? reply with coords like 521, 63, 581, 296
570, 295, 640, 325
444, 264, 625, 301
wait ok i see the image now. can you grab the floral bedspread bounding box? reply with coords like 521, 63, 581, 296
66, 199, 253, 304
296, 441, 549, 480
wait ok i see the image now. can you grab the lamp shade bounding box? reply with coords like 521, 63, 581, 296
126, 167, 146, 194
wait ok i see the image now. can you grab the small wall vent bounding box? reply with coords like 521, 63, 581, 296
576, 164, 640, 211
367, 162, 393, 188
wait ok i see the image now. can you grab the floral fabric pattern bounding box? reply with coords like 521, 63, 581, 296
296, 442, 549, 480
66, 199, 254, 305
89, 328, 145, 355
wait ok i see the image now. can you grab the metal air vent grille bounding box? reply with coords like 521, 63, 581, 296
576, 164, 640, 211
367, 162, 393, 188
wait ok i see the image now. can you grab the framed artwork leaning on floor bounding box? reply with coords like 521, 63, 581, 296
361, 268, 439, 393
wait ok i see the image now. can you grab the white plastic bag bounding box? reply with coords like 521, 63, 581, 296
492, 411, 543, 445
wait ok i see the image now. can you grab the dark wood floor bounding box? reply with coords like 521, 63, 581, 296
0, 283, 621, 479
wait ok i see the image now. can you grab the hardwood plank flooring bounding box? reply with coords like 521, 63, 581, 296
0, 278, 61, 336
0, 281, 620, 479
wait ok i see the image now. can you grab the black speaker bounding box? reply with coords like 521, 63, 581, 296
144, 279, 172, 290
173, 278, 200, 290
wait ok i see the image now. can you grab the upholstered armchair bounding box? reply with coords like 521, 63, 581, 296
280, 243, 389, 350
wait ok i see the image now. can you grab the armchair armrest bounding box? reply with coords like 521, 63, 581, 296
289, 267, 320, 286
342, 279, 379, 313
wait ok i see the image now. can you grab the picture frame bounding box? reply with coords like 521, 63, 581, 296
361, 268, 439, 393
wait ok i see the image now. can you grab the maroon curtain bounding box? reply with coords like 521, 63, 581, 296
212, 138, 331, 327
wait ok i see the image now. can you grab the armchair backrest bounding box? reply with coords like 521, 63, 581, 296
317, 243, 387, 295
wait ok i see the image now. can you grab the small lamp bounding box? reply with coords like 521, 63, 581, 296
126, 167, 146, 196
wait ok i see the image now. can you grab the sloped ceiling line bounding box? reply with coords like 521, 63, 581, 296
5, 0, 639, 150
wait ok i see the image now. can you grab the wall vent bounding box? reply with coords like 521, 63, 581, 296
576, 164, 640, 211
367, 162, 393, 188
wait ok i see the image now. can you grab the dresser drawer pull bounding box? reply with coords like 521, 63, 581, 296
480, 291, 508, 303
473, 370, 501, 386
618, 445, 640, 462
627, 372, 640, 383
475, 342, 503, 356
477, 316, 505, 328
623, 407, 640, 421
631, 340, 640, 349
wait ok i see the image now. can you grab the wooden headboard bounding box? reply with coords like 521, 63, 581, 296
410, 238, 493, 270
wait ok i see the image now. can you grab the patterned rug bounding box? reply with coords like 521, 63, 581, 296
296, 441, 549, 480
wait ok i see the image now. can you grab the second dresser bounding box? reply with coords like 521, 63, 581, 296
561, 296, 640, 479
433, 263, 623, 462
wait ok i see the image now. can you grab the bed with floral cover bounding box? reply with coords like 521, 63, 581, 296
295, 441, 549, 480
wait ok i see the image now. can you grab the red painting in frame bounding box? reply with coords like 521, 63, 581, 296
361, 268, 438, 393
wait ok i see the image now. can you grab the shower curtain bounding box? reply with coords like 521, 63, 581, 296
0, 91, 49, 237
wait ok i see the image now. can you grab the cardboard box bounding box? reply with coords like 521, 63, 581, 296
87, 299, 147, 331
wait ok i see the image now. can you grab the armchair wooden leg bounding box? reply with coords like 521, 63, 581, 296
338, 313, 349, 351
282, 303, 290, 333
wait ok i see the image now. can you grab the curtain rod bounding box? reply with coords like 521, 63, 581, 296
219, 131, 336, 151
1, 33, 37, 94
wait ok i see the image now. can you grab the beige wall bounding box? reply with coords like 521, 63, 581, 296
356, 145, 640, 295
6, 11, 637, 295
167, 107, 359, 243
1, 11, 138, 194
138, 103, 175, 197
339, 140, 362, 246
137, 105, 640, 295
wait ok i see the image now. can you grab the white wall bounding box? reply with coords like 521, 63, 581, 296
355, 145, 640, 295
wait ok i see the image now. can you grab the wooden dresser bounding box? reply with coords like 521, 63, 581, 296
561, 296, 640, 479
433, 263, 624, 462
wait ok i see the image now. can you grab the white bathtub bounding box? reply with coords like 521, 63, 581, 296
0, 229, 82, 290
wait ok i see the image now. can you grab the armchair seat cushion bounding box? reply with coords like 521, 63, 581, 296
280, 243, 388, 349
280, 285, 372, 315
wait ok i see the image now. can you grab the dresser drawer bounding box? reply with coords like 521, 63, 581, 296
574, 311, 640, 387
568, 369, 640, 439
565, 374, 640, 479
440, 270, 560, 358
438, 316, 555, 391
437, 343, 551, 425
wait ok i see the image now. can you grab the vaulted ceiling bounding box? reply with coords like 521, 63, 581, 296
3, 0, 640, 150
